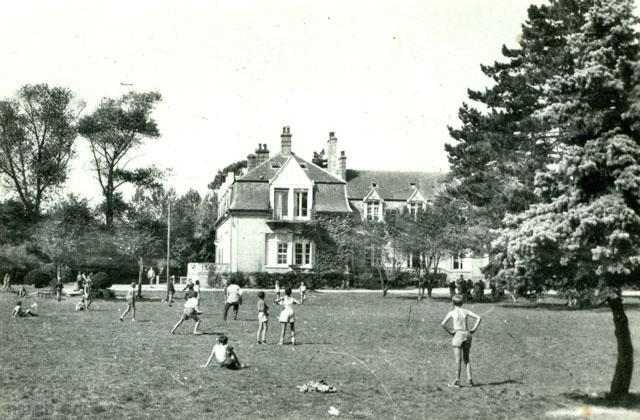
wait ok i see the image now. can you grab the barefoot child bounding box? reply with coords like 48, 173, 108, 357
274, 280, 281, 299
441, 295, 482, 387
256, 291, 269, 344
299, 281, 307, 304
171, 285, 202, 335
275, 287, 300, 345
119, 282, 137, 321
12, 301, 37, 317
203, 335, 242, 369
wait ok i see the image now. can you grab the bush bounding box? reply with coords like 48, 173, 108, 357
425, 272, 448, 288
24, 269, 52, 288
227, 272, 249, 288
91, 272, 112, 289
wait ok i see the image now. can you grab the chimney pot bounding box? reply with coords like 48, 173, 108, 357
339, 150, 347, 180
281, 126, 292, 157
327, 131, 338, 176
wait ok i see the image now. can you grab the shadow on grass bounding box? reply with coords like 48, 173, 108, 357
500, 301, 640, 312
563, 391, 640, 409
474, 379, 523, 387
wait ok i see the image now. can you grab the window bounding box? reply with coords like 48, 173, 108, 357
408, 202, 419, 216
277, 243, 288, 264
407, 253, 421, 268
294, 241, 312, 266
452, 254, 464, 270
294, 189, 308, 217
274, 188, 289, 219
365, 245, 382, 267
366, 201, 380, 221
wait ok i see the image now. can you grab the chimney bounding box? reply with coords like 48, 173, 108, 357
262, 143, 270, 163
327, 131, 338, 176
247, 153, 257, 171
339, 150, 347, 180
255, 144, 263, 165
281, 126, 292, 157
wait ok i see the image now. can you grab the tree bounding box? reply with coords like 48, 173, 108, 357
115, 185, 171, 297
494, 0, 640, 398
208, 160, 247, 191
312, 149, 328, 168
78, 91, 163, 229
446, 1, 594, 229
357, 220, 392, 296
0, 84, 82, 219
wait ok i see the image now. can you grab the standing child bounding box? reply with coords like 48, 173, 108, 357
274, 280, 281, 299
194, 280, 202, 313
171, 285, 202, 335
299, 282, 307, 304
166, 276, 176, 306
202, 335, 242, 369
55, 277, 64, 301
440, 295, 482, 387
13, 301, 37, 317
119, 282, 137, 321
84, 273, 94, 310
256, 291, 269, 344
274, 287, 300, 345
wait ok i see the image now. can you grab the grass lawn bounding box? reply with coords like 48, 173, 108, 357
1, 288, 640, 419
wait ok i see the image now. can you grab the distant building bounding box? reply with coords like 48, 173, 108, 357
215, 127, 487, 281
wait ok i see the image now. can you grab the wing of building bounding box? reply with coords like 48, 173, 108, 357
215, 127, 487, 281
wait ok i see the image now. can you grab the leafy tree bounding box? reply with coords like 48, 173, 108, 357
0, 199, 33, 245
208, 159, 247, 191
312, 149, 328, 168
357, 220, 392, 296
78, 91, 163, 229
446, 0, 594, 229
0, 84, 82, 218
494, 0, 640, 398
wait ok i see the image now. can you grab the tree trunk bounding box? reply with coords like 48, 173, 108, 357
378, 266, 387, 297
608, 296, 633, 399
137, 258, 144, 298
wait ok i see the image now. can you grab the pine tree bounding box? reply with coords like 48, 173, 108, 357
494, 0, 640, 398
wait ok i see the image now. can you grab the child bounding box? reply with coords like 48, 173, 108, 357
256, 291, 269, 344
299, 281, 307, 304
223, 279, 242, 321
119, 282, 137, 321
203, 335, 242, 369
12, 301, 37, 317
194, 280, 202, 312
1, 273, 12, 292
440, 295, 482, 387
274, 287, 300, 345
84, 273, 93, 310
166, 276, 176, 306
274, 280, 281, 299
171, 285, 202, 335
55, 277, 64, 301
17, 285, 28, 298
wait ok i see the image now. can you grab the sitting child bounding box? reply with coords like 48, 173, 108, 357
75, 296, 87, 312
203, 335, 242, 370
17, 285, 27, 298
13, 301, 37, 317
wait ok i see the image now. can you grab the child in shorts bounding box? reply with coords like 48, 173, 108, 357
256, 291, 269, 344
299, 282, 307, 304
274, 287, 300, 345
171, 286, 202, 335
203, 335, 242, 369
441, 295, 482, 387
119, 282, 136, 321
274, 280, 280, 299
12, 301, 37, 317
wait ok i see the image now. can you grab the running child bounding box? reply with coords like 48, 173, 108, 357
202, 335, 242, 369
274, 287, 300, 345
12, 301, 37, 317
256, 291, 269, 344
299, 281, 307, 304
119, 282, 137, 321
194, 280, 202, 312
171, 285, 202, 335
440, 295, 482, 387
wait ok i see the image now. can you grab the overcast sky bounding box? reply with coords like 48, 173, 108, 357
1, 0, 544, 202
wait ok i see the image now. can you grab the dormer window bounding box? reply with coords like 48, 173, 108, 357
365, 200, 382, 222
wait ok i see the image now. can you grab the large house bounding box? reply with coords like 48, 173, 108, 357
215, 127, 487, 281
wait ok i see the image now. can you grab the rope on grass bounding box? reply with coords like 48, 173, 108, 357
329, 351, 393, 400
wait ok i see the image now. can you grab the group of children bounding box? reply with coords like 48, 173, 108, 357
7, 273, 483, 385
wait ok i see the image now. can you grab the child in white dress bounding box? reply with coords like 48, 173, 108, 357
274, 287, 300, 345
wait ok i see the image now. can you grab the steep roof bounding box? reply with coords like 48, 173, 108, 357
314, 184, 351, 213
229, 181, 270, 211
239, 153, 344, 184
346, 170, 447, 201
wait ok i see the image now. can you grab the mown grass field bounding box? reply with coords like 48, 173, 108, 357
1, 288, 639, 419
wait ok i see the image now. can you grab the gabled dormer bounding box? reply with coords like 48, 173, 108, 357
362, 182, 384, 222
269, 155, 314, 221
406, 182, 427, 216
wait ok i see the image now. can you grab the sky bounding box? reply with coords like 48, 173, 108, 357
0, 0, 542, 203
